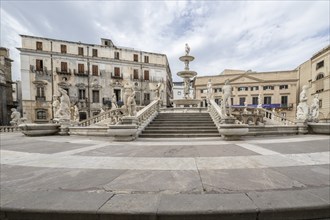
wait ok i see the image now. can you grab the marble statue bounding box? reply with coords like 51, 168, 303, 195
185, 43, 190, 55
52, 96, 60, 117
127, 91, 137, 116
296, 85, 309, 120
150, 82, 162, 100
100, 107, 105, 113
222, 79, 232, 116
123, 81, 133, 113
73, 105, 79, 122
111, 94, 118, 109
206, 79, 213, 100
310, 94, 319, 122
55, 87, 71, 121
10, 108, 21, 126
257, 93, 262, 108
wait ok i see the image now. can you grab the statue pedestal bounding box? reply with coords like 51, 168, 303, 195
295, 119, 308, 134
59, 119, 70, 136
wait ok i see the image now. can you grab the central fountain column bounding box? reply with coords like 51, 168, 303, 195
172, 44, 201, 107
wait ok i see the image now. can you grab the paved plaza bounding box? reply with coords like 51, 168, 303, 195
0, 133, 329, 220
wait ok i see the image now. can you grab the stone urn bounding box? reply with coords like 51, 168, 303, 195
218, 124, 249, 140
19, 123, 60, 136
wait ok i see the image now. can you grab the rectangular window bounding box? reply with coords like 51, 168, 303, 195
200, 89, 203, 93
133, 54, 139, 62
231, 97, 234, 105
36, 87, 45, 97
78, 89, 86, 100
238, 87, 248, 91
281, 96, 288, 107
239, 97, 246, 106
144, 56, 149, 63
250, 86, 259, 91
252, 97, 258, 105
264, 96, 272, 104
36, 109, 47, 120
280, 85, 288, 90
319, 99, 322, 108
114, 67, 120, 76
133, 69, 139, 79
92, 65, 98, 76
36, 59, 43, 71
78, 47, 84, 56
114, 51, 119, 59
78, 64, 84, 73
36, 41, 43, 50
61, 44, 67, 53
144, 70, 149, 80
92, 49, 98, 57
144, 93, 150, 100
263, 86, 274, 90
61, 62, 68, 72
316, 60, 324, 70
92, 90, 100, 103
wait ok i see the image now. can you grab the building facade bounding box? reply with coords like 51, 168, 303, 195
194, 45, 330, 121
0, 47, 15, 125
18, 35, 172, 123
194, 70, 298, 121
297, 45, 330, 120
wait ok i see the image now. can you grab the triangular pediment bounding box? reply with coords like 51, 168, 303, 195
229, 74, 264, 84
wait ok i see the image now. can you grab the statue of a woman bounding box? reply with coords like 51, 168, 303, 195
185, 43, 190, 55
222, 79, 232, 116
310, 94, 319, 122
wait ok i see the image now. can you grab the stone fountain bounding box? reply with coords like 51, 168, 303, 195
171, 43, 202, 107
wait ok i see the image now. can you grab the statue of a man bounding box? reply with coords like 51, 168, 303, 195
55, 87, 71, 121
185, 43, 190, 55
111, 94, 118, 109
123, 81, 133, 112
73, 105, 79, 122
10, 108, 21, 126
222, 79, 232, 116
52, 96, 60, 118
310, 94, 319, 122
257, 93, 263, 108
296, 85, 309, 120
127, 91, 137, 116
206, 79, 213, 100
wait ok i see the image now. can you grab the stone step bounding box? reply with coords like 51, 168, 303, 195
154, 118, 213, 123
141, 130, 219, 134
139, 133, 220, 138
144, 126, 217, 130
150, 122, 215, 125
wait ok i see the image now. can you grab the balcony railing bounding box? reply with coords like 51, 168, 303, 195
74, 69, 89, 77
36, 96, 46, 102
111, 72, 123, 79
56, 67, 72, 75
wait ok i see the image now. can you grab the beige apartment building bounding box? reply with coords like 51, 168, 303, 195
18, 35, 172, 123
297, 45, 329, 120
194, 45, 330, 121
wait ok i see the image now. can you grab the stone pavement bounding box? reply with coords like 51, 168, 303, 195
0, 132, 329, 220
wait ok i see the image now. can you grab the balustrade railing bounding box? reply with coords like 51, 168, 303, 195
259, 108, 296, 125
209, 99, 224, 129
0, 126, 20, 132
77, 108, 124, 127
136, 99, 160, 134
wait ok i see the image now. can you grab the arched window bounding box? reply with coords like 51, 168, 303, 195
316, 73, 324, 80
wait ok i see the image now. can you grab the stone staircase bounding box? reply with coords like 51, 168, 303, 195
139, 112, 219, 138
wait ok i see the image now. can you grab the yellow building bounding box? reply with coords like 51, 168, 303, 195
194, 70, 298, 121
194, 45, 330, 121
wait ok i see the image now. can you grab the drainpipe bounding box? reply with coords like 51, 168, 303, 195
51, 41, 54, 119
87, 46, 91, 118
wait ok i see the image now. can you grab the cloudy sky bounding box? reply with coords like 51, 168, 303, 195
1, 1, 329, 81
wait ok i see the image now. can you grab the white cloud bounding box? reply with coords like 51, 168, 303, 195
0, 1, 329, 82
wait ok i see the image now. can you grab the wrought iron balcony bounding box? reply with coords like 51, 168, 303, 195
56, 67, 72, 75
111, 72, 123, 79
35, 96, 46, 102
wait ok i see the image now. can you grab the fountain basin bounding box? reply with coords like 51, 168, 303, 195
177, 71, 197, 78
218, 124, 249, 140
179, 55, 195, 62
171, 99, 202, 107
19, 123, 60, 136
308, 122, 330, 134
